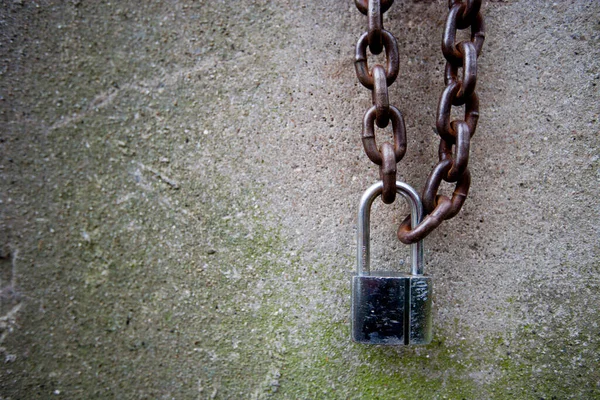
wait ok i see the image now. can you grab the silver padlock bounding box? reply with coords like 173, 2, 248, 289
352, 181, 432, 345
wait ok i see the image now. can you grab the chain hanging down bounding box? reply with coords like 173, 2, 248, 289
353, 0, 485, 244
354, 0, 405, 205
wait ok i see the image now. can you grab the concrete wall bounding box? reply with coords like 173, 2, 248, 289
0, 0, 598, 398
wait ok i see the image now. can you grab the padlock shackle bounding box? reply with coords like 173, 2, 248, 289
357, 181, 424, 276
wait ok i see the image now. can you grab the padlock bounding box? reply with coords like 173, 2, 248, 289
352, 181, 432, 345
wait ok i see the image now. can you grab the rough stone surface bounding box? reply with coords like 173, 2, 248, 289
0, 0, 598, 398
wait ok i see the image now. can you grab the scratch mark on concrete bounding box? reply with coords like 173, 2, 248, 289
137, 162, 179, 189
0, 249, 22, 360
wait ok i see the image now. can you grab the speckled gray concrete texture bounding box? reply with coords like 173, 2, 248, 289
0, 0, 598, 398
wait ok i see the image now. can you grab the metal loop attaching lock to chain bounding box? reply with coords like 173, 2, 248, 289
397, 161, 471, 244
356, 181, 424, 276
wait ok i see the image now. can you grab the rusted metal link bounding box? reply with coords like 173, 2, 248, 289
463, 92, 479, 135
442, 4, 466, 65
355, 0, 394, 15
460, 1, 482, 29
368, 0, 384, 55
355, 30, 399, 89
442, 3, 485, 65
362, 105, 407, 165
471, 12, 486, 57
436, 83, 479, 141
436, 82, 459, 141
422, 160, 452, 213
445, 41, 477, 103
448, 0, 482, 29
444, 168, 470, 219
440, 121, 471, 182
380, 142, 397, 204
372, 65, 390, 128
397, 198, 451, 244
397, 162, 471, 244
422, 159, 471, 215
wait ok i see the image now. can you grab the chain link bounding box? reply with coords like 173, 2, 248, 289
352, 0, 485, 242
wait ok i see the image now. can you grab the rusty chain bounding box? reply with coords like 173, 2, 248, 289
353, 0, 485, 243
354, 0, 404, 204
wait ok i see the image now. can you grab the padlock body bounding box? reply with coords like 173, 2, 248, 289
352, 272, 432, 345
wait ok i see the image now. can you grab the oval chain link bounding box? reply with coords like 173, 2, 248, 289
361, 105, 407, 166
355, 30, 399, 90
